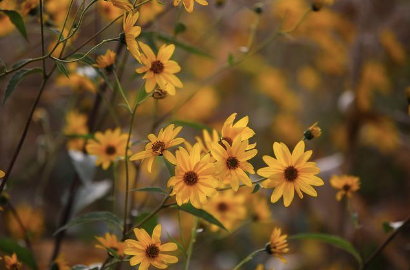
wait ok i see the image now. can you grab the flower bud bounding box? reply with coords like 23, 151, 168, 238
304, 122, 322, 140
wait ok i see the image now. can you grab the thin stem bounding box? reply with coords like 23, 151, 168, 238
360, 214, 410, 270
113, 71, 132, 113
184, 217, 198, 270
232, 248, 266, 270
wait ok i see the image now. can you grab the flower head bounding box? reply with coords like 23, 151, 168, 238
220, 113, 256, 150
93, 49, 116, 71
7, 204, 44, 239
267, 227, 289, 264
125, 224, 178, 270
211, 137, 257, 191
86, 128, 129, 170
0, 170, 5, 178
303, 122, 322, 140
95, 233, 126, 256
136, 42, 183, 95
20, 0, 39, 17
54, 254, 70, 270
122, 11, 142, 62
167, 144, 218, 208
195, 129, 219, 153
173, 0, 208, 13
257, 141, 324, 207
330, 175, 360, 201
203, 190, 247, 231
130, 124, 184, 173
64, 110, 89, 151
4, 253, 22, 270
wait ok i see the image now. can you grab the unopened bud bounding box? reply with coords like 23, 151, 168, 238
304, 122, 322, 140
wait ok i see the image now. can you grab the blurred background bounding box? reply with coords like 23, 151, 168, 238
1, 0, 410, 269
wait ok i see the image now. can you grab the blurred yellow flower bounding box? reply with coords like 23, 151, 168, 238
0, 170, 5, 178
20, 0, 39, 17
108, 0, 133, 11
98, 1, 122, 21
258, 141, 324, 207
123, 11, 142, 62
330, 175, 360, 201
56, 71, 96, 93
64, 110, 89, 151
130, 124, 184, 172
268, 227, 289, 264
136, 42, 183, 95
211, 137, 257, 191
0, 0, 16, 37
220, 113, 256, 150
196, 129, 219, 153
297, 66, 321, 91
95, 233, 126, 256
250, 195, 272, 223
125, 224, 178, 269
54, 254, 70, 270
173, 0, 208, 13
360, 118, 399, 153
45, 0, 71, 26
255, 264, 273, 270
138, 0, 164, 24
86, 128, 129, 170
167, 144, 218, 208
379, 30, 407, 65
203, 190, 247, 231
93, 49, 116, 70
7, 204, 44, 240
4, 253, 22, 270
272, 113, 304, 146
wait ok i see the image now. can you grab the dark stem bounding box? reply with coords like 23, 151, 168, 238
8, 203, 33, 251
360, 214, 410, 270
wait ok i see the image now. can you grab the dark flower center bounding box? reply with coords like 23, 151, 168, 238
226, 157, 239, 170
183, 171, 199, 186
284, 166, 298, 181
150, 60, 164, 74
152, 141, 165, 154
145, 244, 160, 259
342, 184, 351, 192
217, 202, 229, 212
105, 145, 117, 155
218, 137, 233, 149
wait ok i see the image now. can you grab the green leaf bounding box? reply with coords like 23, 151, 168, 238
128, 186, 168, 195
106, 247, 121, 260
162, 157, 175, 177
134, 213, 158, 234
3, 68, 42, 105
174, 23, 186, 36
251, 183, 261, 194
54, 211, 123, 235
137, 85, 151, 105
55, 61, 70, 78
0, 238, 38, 270
227, 53, 235, 66
382, 221, 393, 233
169, 120, 213, 132
173, 203, 227, 231
0, 10, 28, 41
289, 233, 362, 265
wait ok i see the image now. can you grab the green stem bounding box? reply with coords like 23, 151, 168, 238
184, 217, 198, 270
232, 248, 266, 270
113, 70, 132, 113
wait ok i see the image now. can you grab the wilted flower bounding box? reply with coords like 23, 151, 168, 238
267, 227, 289, 263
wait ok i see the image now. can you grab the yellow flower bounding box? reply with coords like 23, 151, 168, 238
130, 124, 184, 173
297, 66, 321, 91
125, 224, 178, 270
195, 129, 219, 153
250, 195, 272, 223
268, 227, 289, 264
255, 264, 273, 270
4, 253, 22, 270
108, 0, 133, 11
167, 144, 218, 208
136, 42, 183, 95
93, 49, 116, 70
0, 170, 5, 178
56, 72, 96, 93
54, 254, 70, 270
138, 0, 164, 24
7, 204, 44, 240
98, 1, 123, 21
20, 0, 39, 17
303, 122, 322, 140
64, 110, 89, 151
86, 128, 129, 170
122, 11, 142, 62
0, 1, 16, 37
203, 190, 247, 231
379, 29, 407, 65
95, 233, 126, 256
211, 137, 257, 191
173, 0, 208, 13
330, 175, 360, 201
220, 113, 256, 149
258, 141, 324, 207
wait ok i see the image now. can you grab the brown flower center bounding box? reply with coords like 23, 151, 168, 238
217, 202, 229, 212
105, 145, 117, 155
150, 60, 164, 74
342, 184, 351, 192
152, 141, 165, 154
145, 244, 160, 259
218, 137, 233, 149
284, 166, 298, 181
226, 157, 239, 170
183, 171, 199, 186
